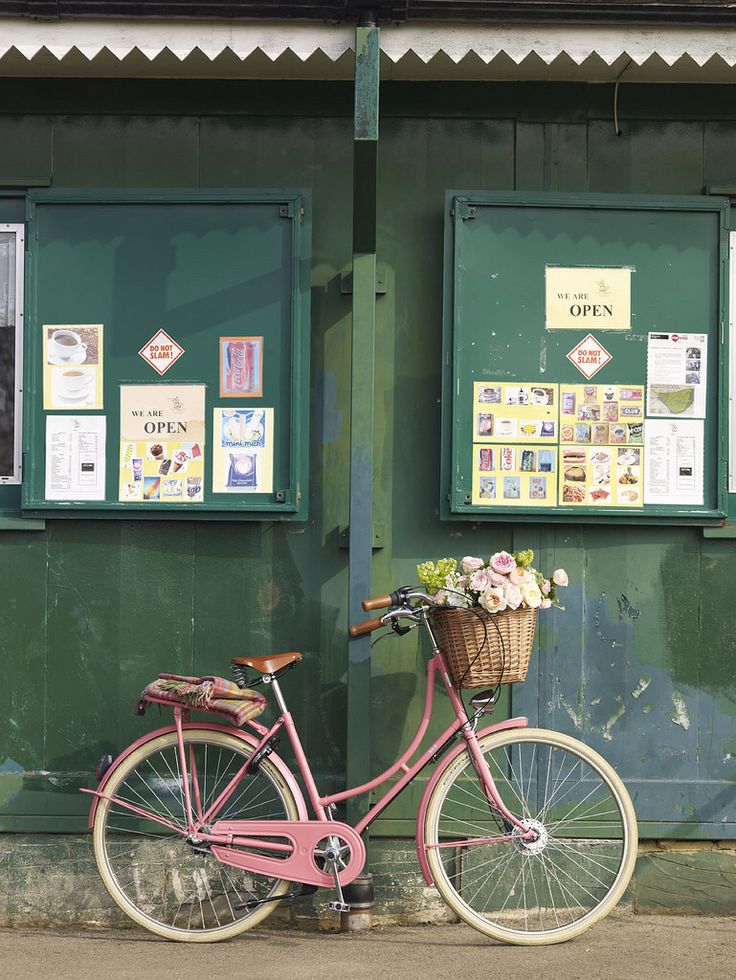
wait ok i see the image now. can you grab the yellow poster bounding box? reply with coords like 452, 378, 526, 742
43, 324, 104, 410
546, 267, 631, 331
212, 408, 274, 494
560, 445, 642, 507
472, 444, 558, 507
559, 383, 644, 446
119, 384, 205, 503
473, 382, 558, 442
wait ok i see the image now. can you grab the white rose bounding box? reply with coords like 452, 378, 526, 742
503, 582, 523, 610
520, 581, 543, 609
479, 585, 507, 614
552, 568, 569, 587
461, 556, 485, 574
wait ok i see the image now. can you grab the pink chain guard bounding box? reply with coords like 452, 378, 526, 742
210, 819, 366, 888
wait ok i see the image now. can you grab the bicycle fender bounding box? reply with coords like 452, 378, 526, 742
414, 716, 528, 886
84, 721, 309, 828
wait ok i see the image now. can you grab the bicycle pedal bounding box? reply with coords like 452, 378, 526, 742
328, 901, 351, 913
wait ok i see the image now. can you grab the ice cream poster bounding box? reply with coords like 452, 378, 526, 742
212, 408, 274, 494
473, 382, 558, 442
118, 384, 205, 503
471, 444, 558, 507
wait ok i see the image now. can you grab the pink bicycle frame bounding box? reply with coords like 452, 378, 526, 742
84, 648, 531, 889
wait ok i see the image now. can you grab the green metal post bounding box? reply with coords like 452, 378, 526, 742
347, 20, 379, 825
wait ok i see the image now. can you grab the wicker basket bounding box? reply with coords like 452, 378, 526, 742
430, 605, 537, 688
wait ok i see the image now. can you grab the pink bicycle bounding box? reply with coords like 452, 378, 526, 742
84, 586, 637, 945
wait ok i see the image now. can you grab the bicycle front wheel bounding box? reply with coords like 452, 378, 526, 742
93, 728, 300, 942
424, 728, 637, 945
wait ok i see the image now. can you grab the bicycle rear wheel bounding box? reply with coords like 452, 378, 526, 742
424, 728, 637, 945
93, 728, 300, 942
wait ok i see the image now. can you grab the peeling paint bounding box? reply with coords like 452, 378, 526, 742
617, 594, 641, 621
670, 693, 691, 731
602, 696, 626, 741
632, 677, 651, 699
561, 698, 582, 729
591, 696, 601, 706
642, 704, 653, 714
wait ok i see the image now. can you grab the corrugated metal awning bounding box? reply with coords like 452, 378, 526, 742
2, 18, 736, 81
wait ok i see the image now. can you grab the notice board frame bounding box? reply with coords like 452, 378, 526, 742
21, 188, 311, 520
441, 191, 730, 525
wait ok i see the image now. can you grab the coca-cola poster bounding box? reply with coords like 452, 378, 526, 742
219, 336, 263, 398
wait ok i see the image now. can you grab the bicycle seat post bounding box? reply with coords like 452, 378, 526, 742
263, 674, 288, 714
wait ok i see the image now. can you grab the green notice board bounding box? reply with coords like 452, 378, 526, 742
22, 190, 310, 519
442, 192, 729, 523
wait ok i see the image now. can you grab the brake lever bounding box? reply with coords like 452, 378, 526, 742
390, 619, 416, 637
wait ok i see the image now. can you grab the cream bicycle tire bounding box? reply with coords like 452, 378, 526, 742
424, 728, 637, 945
93, 728, 300, 942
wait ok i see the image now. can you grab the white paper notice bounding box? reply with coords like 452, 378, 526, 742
647, 332, 707, 419
644, 419, 704, 506
45, 415, 106, 500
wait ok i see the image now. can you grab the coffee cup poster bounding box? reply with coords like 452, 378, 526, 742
119, 384, 205, 503
43, 324, 104, 410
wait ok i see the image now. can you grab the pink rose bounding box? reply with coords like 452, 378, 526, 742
489, 571, 507, 586
479, 585, 507, 614
457, 575, 468, 589
552, 569, 569, 587
509, 566, 529, 586
540, 598, 552, 610
541, 579, 551, 595
461, 556, 484, 574
489, 551, 516, 575
470, 569, 491, 592
503, 582, 522, 610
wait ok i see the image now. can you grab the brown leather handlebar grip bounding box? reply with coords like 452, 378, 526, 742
362, 595, 392, 612
349, 616, 384, 637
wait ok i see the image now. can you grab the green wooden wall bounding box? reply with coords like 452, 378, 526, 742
0, 79, 735, 837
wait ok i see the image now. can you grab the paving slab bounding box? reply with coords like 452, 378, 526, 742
1, 914, 735, 980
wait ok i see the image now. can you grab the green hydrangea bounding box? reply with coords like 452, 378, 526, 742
417, 558, 457, 593
513, 549, 535, 569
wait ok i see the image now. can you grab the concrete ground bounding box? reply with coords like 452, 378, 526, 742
1, 914, 734, 980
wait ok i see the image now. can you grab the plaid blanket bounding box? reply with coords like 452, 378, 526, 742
141, 673, 266, 726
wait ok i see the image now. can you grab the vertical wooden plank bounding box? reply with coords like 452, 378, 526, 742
515, 122, 545, 191
347, 23, 380, 819
629, 121, 704, 194
0, 531, 48, 820
52, 116, 198, 187
0, 116, 52, 181
587, 119, 633, 193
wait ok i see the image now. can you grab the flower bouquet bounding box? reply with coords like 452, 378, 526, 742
417, 551, 568, 688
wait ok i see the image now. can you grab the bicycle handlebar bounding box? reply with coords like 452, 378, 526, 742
349, 616, 386, 637
349, 587, 441, 638
362, 594, 392, 612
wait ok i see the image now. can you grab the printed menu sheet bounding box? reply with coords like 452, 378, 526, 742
472, 444, 558, 507
474, 382, 558, 442
45, 415, 106, 500
647, 332, 707, 419
119, 384, 205, 503
644, 419, 704, 506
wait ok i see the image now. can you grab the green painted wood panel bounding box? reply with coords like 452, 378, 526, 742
442, 192, 726, 521
23, 191, 310, 516
0, 80, 734, 837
